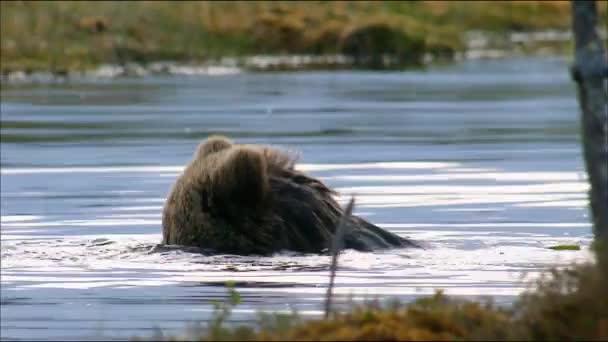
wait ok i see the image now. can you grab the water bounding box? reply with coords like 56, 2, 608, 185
0, 57, 594, 341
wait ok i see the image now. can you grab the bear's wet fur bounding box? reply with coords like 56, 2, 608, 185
162, 135, 419, 255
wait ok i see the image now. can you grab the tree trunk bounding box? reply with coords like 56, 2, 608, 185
571, 0, 608, 269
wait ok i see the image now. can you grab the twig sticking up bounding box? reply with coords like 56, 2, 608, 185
324, 196, 356, 319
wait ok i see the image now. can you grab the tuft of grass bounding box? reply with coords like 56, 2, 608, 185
512, 263, 608, 341
547, 244, 581, 251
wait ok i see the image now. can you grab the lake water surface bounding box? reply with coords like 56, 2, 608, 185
0, 57, 594, 340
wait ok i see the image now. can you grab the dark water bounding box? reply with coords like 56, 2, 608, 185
0, 57, 593, 340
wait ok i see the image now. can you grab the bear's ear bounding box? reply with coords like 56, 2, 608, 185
210, 146, 270, 207
195, 135, 233, 159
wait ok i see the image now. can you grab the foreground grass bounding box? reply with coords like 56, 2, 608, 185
2, 1, 606, 73
153, 261, 607, 341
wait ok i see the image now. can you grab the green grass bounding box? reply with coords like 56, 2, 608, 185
548, 244, 581, 251
2, 1, 605, 72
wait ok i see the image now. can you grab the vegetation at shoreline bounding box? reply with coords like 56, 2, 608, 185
2, 1, 606, 73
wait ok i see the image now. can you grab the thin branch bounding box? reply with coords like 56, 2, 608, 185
324, 196, 355, 319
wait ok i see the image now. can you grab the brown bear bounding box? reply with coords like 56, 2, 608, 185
162, 135, 419, 255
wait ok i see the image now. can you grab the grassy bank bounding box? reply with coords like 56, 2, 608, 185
2, 1, 605, 73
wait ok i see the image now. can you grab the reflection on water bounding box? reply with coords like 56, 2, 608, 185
0, 57, 593, 341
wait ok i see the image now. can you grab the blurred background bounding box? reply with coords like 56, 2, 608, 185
0, 1, 604, 340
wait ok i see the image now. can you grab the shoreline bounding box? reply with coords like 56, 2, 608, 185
0, 29, 608, 85
0, 51, 568, 85
3, 0, 606, 85
1, 28, 597, 84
